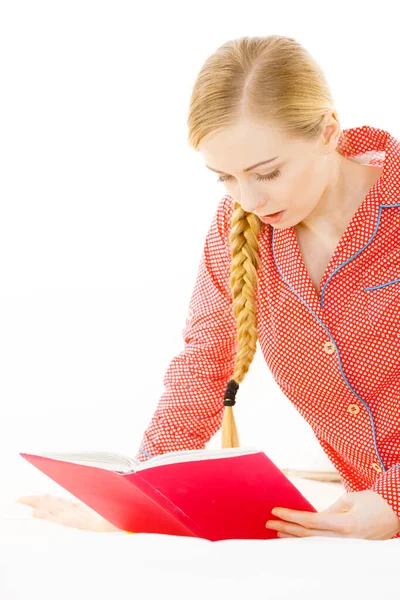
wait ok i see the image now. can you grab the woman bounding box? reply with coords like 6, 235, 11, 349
17, 35, 400, 539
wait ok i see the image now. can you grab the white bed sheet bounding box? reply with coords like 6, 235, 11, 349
1, 458, 399, 600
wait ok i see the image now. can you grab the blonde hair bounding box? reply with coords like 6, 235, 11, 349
187, 35, 349, 449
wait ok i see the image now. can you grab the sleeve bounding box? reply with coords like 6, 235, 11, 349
134, 195, 238, 463
369, 464, 400, 539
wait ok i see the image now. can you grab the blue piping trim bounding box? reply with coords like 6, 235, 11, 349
271, 202, 400, 476
138, 447, 154, 459
320, 203, 400, 308
365, 278, 400, 291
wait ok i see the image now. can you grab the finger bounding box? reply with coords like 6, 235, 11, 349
16, 495, 53, 504
277, 522, 345, 538
273, 494, 351, 518
17, 495, 70, 507
272, 507, 350, 534
16, 496, 41, 505
33, 509, 62, 524
51, 495, 81, 507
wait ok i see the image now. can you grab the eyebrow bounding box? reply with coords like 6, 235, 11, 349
206, 156, 280, 174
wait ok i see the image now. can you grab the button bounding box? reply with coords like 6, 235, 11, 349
323, 341, 335, 354
371, 462, 383, 473
347, 404, 360, 415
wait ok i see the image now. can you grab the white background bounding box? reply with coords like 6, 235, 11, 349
1, 0, 398, 497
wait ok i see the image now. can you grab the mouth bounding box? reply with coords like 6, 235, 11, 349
259, 210, 286, 224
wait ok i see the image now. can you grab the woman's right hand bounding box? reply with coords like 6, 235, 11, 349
16, 494, 121, 532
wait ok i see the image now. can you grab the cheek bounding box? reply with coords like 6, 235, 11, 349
296, 164, 319, 190
287, 166, 323, 209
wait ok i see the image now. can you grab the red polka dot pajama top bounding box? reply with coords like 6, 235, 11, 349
135, 125, 400, 539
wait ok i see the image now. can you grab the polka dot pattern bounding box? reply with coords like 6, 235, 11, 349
136, 125, 400, 539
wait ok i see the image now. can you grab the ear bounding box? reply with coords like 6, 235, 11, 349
321, 112, 341, 151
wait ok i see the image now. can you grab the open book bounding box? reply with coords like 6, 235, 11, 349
26, 445, 260, 473
20, 446, 317, 541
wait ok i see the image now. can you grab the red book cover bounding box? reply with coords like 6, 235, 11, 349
19, 448, 317, 541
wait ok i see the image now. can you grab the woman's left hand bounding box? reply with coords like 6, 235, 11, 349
266, 490, 400, 540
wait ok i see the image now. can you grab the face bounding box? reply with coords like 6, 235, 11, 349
199, 115, 342, 228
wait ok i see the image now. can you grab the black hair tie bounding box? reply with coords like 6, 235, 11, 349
223, 379, 239, 406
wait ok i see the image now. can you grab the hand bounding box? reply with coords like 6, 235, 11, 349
15, 494, 113, 532
265, 490, 400, 540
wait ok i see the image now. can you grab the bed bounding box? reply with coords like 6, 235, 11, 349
1, 455, 399, 600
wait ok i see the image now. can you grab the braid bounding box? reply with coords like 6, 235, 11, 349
221, 201, 265, 448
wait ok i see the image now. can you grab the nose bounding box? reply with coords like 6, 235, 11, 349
243, 200, 267, 216
235, 182, 268, 215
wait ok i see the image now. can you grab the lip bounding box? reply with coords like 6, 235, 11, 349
259, 210, 285, 224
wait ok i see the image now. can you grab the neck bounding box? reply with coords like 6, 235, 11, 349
296, 154, 383, 237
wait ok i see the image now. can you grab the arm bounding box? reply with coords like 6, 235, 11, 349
135, 195, 237, 463
17, 200, 238, 535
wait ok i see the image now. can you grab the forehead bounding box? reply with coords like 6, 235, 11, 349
199, 119, 304, 173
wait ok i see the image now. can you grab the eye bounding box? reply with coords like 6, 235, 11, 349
216, 169, 281, 183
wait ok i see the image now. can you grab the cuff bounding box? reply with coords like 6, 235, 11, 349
369, 464, 400, 539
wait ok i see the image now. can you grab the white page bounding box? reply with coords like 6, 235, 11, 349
28, 446, 260, 472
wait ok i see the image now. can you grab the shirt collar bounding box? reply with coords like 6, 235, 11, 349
337, 124, 399, 206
